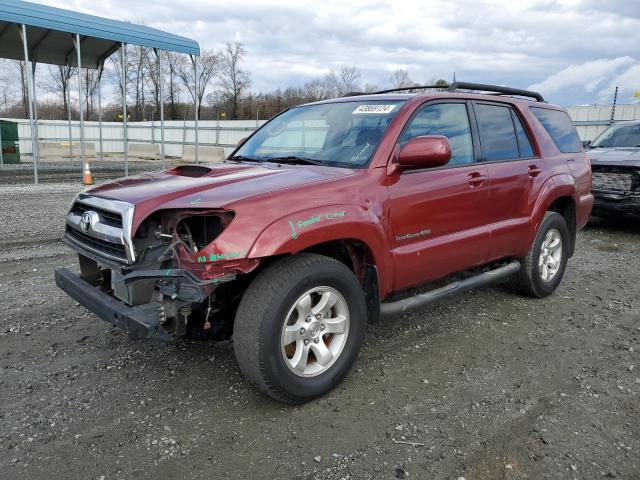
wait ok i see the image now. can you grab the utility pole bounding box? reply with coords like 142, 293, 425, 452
610, 85, 618, 125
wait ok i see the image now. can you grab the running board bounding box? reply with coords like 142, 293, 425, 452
380, 260, 521, 317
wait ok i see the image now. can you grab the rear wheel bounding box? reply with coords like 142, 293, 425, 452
233, 253, 367, 404
513, 211, 569, 298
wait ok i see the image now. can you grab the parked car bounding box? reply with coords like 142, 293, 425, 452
55, 82, 593, 403
585, 121, 640, 218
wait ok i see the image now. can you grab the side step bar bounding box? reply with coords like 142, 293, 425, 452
381, 260, 521, 317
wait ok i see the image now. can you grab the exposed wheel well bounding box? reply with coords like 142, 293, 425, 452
548, 196, 577, 256
302, 239, 381, 322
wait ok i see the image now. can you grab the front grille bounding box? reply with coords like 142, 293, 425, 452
71, 202, 123, 228
592, 172, 634, 192
66, 227, 127, 261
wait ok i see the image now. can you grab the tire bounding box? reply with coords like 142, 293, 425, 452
512, 211, 570, 298
233, 253, 367, 404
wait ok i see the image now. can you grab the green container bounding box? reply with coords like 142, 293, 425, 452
0, 120, 20, 164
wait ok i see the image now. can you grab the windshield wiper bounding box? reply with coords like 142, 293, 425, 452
269, 156, 325, 166
228, 155, 263, 162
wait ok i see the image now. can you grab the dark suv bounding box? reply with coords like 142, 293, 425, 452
585, 121, 640, 218
55, 82, 593, 403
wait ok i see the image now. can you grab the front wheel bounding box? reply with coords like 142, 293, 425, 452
233, 253, 367, 404
512, 211, 570, 298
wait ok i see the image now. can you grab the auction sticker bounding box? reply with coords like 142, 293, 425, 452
352, 104, 396, 114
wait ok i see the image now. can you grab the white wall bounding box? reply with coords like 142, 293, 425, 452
6, 103, 640, 157
566, 104, 640, 141
2, 119, 266, 158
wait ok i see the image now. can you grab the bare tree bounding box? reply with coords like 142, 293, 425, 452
39, 64, 76, 120
177, 50, 220, 118
15, 61, 29, 117
83, 68, 101, 120
303, 79, 329, 102
217, 42, 251, 119
389, 69, 415, 89
127, 45, 149, 121
107, 47, 134, 120
0, 60, 22, 115
165, 51, 183, 120
144, 50, 163, 118
325, 66, 361, 97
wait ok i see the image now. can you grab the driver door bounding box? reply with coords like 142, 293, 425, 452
388, 101, 491, 291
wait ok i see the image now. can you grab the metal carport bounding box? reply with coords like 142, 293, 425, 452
0, 0, 201, 184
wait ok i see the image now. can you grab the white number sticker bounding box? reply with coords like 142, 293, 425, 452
352, 104, 396, 114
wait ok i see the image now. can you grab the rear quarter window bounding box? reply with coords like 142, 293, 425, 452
530, 107, 582, 153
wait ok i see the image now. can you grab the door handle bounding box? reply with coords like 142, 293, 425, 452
528, 165, 542, 177
467, 172, 488, 188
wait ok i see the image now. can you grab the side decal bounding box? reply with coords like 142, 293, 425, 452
288, 210, 346, 239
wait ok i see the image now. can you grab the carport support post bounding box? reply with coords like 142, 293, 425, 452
75, 34, 86, 172
20, 24, 38, 184
97, 63, 104, 162
67, 87, 73, 161
31, 62, 40, 148
192, 54, 199, 164
121, 43, 128, 176
0, 119, 3, 167
155, 49, 165, 170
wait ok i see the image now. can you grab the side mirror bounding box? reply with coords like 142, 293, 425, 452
398, 135, 452, 170
582, 140, 591, 149
237, 137, 248, 147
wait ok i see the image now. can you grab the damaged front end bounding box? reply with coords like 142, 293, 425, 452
55, 194, 258, 341
591, 165, 640, 217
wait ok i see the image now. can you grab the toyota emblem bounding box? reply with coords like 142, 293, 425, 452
80, 212, 93, 232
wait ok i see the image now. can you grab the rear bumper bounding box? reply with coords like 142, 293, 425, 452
54, 267, 173, 342
592, 190, 640, 217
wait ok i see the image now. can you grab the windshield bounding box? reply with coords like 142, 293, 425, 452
591, 122, 640, 148
233, 100, 405, 167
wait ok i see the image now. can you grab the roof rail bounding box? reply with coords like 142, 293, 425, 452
363, 85, 449, 96
448, 82, 545, 102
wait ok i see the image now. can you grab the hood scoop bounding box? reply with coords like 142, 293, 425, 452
167, 164, 254, 178
168, 165, 213, 178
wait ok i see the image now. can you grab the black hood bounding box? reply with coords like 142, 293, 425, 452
588, 147, 640, 168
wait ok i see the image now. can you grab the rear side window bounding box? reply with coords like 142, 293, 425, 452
474, 103, 519, 161
511, 111, 535, 157
530, 107, 582, 153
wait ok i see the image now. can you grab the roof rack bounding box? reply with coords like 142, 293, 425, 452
344, 85, 448, 97
447, 82, 545, 102
346, 82, 546, 102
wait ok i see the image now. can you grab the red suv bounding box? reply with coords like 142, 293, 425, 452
55, 82, 593, 403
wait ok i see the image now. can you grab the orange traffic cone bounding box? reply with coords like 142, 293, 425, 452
82, 160, 94, 185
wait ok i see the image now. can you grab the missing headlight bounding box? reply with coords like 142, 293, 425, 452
176, 213, 234, 252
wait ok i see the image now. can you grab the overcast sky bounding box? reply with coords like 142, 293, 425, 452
37, 0, 640, 106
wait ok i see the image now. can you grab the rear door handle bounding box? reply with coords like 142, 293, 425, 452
467, 172, 488, 188
528, 165, 542, 177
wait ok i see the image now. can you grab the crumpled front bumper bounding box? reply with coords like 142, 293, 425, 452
592, 190, 640, 217
54, 267, 173, 342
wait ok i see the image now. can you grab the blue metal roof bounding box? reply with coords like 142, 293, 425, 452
0, 0, 200, 68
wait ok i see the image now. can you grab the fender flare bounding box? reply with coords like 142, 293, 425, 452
247, 204, 395, 296
527, 173, 578, 250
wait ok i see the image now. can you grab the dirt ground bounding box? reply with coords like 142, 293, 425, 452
1, 183, 638, 480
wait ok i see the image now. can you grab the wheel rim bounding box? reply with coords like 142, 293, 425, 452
280, 286, 350, 378
539, 228, 563, 282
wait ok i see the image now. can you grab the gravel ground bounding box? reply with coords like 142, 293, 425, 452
0, 184, 638, 480
0, 158, 177, 184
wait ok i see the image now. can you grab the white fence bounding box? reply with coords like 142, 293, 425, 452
5, 103, 640, 159
567, 104, 640, 141
4, 118, 267, 159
